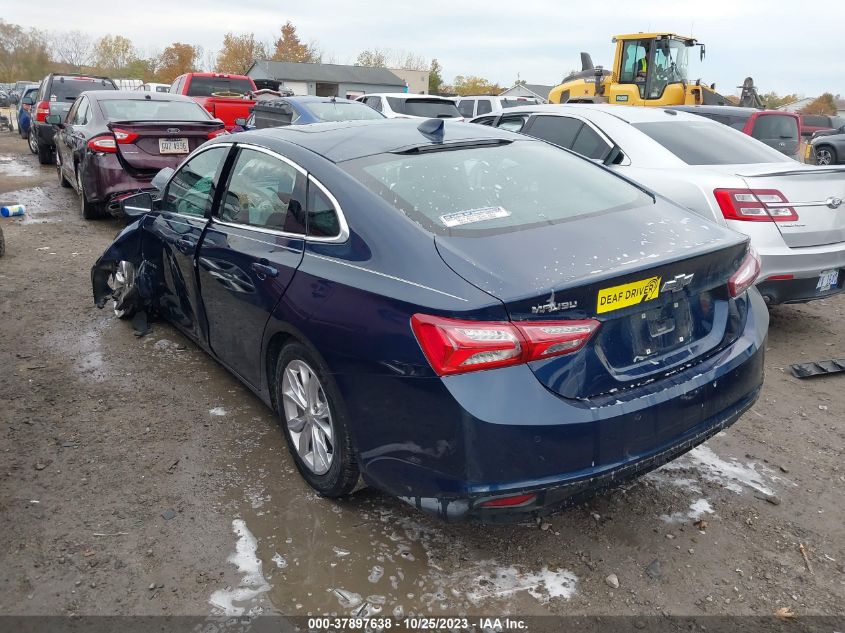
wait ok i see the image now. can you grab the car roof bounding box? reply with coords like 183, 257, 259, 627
182, 72, 251, 79
284, 96, 361, 104
668, 105, 796, 117
230, 118, 530, 163
484, 103, 714, 124
82, 90, 197, 102
48, 73, 114, 82
365, 93, 454, 100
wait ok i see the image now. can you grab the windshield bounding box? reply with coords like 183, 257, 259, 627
386, 97, 461, 118
341, 140, 650, 235
99, 99, 211, 121
303, 101, 385, 122
647, 39, 689, 99
187, 77, 253, 97
635, 121, 792, 165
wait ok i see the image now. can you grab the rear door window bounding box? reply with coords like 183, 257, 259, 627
458, 99, 475, 117
635, 121, 792, 165
476, 99, 493, 115
571, 124, 612, 159
523, 115, 583, 148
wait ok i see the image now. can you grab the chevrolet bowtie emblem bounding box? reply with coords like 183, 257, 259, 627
661, 273, 694, 293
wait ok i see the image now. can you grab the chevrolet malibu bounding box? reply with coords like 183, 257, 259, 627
91, 119, 768, 521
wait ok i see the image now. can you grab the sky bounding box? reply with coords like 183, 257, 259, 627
6, 0, 844, 98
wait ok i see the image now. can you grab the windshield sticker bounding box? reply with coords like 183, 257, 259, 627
439, 206, 510, 228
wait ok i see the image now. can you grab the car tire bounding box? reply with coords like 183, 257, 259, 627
36, 138, 53, 165
57, 155, 71, 188
110, 261, 139, 319
77, 169, 100, 220
274, 342, 360, 498
27, 128, 38, 155
815, 146, 837, 166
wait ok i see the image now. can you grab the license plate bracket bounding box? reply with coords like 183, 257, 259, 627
159, 138, 189, 154
816, 269, 839, 293
631, 298, 693, 359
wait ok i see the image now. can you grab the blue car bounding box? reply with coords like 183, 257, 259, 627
92, 119, 768, 521
240, 95, 385, 130
17, 85, 40, 141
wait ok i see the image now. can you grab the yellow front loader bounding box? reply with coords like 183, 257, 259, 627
548, 33, 753, 107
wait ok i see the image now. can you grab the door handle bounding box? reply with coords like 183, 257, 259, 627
175, 238, 194, 254
251, 262, 278, 278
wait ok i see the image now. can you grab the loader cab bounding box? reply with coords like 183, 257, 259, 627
610, 34, 697, 105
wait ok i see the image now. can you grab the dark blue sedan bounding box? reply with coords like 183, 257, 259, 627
92, 119, 768, 521
241, 95, 385, 130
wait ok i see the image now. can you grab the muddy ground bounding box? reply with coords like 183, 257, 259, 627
0, 128, 843, 622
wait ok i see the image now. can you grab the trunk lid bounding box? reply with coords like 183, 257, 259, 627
737, 164, 845, 247
435, 202, 748, 399
106, 121, 224, 174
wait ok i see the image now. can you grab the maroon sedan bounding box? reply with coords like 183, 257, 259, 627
50, 91, 227, 219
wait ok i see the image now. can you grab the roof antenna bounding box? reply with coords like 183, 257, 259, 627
417, 118, 445, 142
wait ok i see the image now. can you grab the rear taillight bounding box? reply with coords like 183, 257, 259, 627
714, 189, 798, 222
111, 128, 138, 144
410, 314, 600, 376
35, 101, 50, 122
87, 135, 117, 153
728, 247, 761, 297
208, 128, 229, 139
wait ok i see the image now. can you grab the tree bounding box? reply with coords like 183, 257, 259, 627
800, 93, 837, 116
51, 30, 94, 70
93, 35, 137, 73
157, 42, 201, 83
447, 75, 503, 97
272, 21, 319, 63
216, 32, 268, 75
0, 20, 50, 83
355, 48, 389, 68
428, 59, 443, 94
759, 91, 798, 110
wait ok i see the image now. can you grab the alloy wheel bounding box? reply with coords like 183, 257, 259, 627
816, 148, 833, 166
110, 261, 136, 318
281, 359, 335, 475
28, 128, 38, 154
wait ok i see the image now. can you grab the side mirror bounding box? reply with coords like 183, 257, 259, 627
45, 114, 62, 125
151, 167, 174, 192
121, 192, 153, 218
234, 117, 246, 126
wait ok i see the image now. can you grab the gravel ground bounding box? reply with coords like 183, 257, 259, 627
0, 130, 843, 621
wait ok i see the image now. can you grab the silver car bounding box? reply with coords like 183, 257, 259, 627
472, 104, 845, 305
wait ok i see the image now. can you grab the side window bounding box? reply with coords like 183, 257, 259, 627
65, 99, 81, 125
306, 179, 341, 238
76, 98, 90, 125
162, 147, 228, 217
571, 124, 611, 159
496, 115, 529, 132
524, 115, 583, 147
368, 96, 383, 112
476, 99, 493, 115
458, 99, 475, 118
473, 116, 496, 126
219, 148, 307, 233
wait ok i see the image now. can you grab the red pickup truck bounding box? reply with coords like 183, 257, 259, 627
171, 72, 257, 130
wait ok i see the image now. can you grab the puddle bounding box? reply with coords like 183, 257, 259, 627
208, 409, 572, 618
209, 519, 272, 615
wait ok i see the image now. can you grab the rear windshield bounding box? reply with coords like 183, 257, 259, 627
751, 114, 798, 141
386, 97, 461, 118
187, 77, 253, 97
501, 98, 540, 109
98, 99, 211, 121
634, 121, 791, 165
49, 77, 115, 101
303, 101, 385, 122
801, 115, 830, 128
341, 140, 650, 235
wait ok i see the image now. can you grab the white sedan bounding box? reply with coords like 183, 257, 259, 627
356, 93, 463, 120
472, 104, 845, 305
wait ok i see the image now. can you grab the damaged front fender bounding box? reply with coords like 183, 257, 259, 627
91, 218, 147, 309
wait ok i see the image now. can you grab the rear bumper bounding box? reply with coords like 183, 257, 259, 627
341, 290, 768, 522
757, 273, 844, 304
83, 153, 154, 212
755, 242, 845, 303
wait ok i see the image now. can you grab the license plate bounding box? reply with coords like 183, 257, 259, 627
816, 269, 839, 293
159, 138, 189, 154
